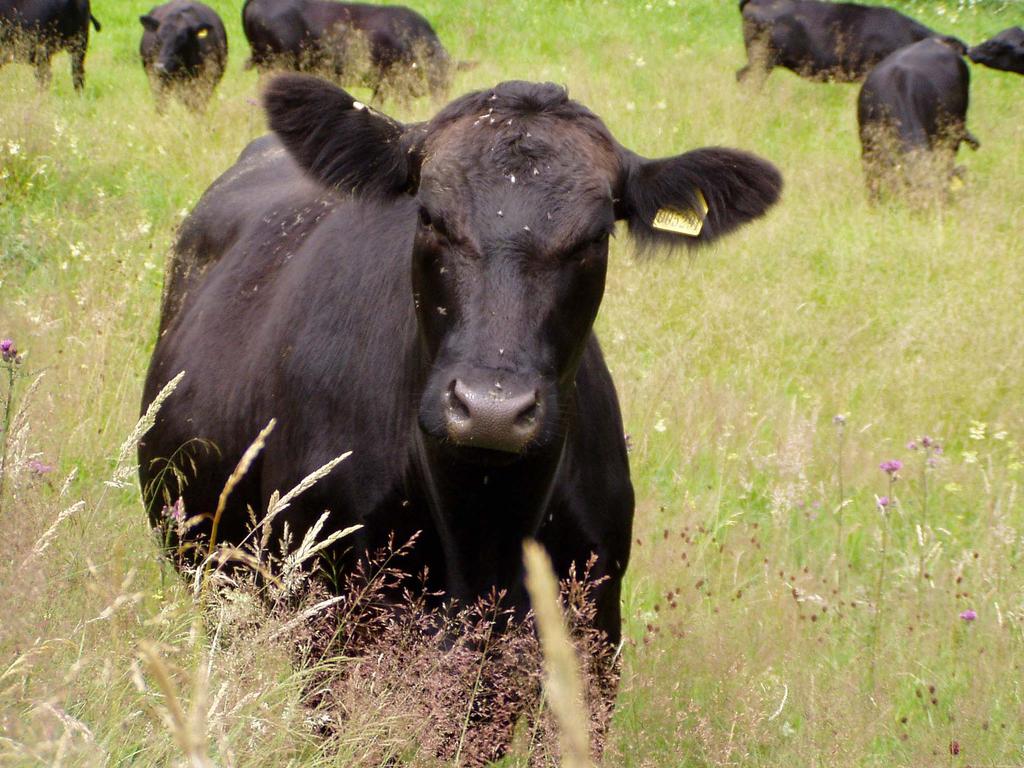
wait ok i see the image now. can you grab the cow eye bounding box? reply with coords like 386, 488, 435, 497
418, 208, 451, 241
576, 233, 609, 256
557, 234, 607, 265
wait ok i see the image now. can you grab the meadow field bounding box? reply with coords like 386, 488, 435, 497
2, 0, 1023, 765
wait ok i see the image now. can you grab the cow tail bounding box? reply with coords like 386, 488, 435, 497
90, 13, 102, 31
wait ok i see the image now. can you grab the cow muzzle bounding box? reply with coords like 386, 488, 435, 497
443, 378, 542, 454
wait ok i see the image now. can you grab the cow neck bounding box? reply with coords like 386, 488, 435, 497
409, 423, 567, 608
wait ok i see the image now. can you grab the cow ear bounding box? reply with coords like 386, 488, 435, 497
140, 14, 160, 32
263, 74, 423, 199
617, 147, 782, 249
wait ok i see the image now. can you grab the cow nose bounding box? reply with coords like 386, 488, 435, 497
445, 379, 541, 453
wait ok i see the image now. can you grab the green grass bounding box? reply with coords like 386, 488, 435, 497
2, 0, 1023, 765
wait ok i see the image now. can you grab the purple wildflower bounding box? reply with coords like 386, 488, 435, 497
27, 459, 54, 475
0, 338, 15, 363
959, 609, 977, 622
877, 495, 890, 509
906, 441, 918, 451
921, 436, 933, 448
879, 459, 903, 476
162, 497, 185, 523
833, 414, 846, 426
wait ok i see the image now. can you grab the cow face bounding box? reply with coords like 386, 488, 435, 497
140, 11, 215, 80
264, 75, 781, 460
408, 88, 622, 458
969, 27, 1024, 75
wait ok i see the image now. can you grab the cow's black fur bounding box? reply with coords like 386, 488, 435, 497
737, 0, 959, 84
139, 76, 782, 647
140, 0, 227, 113
242, 0, 451, 99
969, 27, 1024, 75
0, 0, 100, 90
858, 37, 978, 198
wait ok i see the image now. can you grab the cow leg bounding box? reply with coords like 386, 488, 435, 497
861, 151, 884, 203
34, 59, 52, 89
191, 87, 212, 115
70, 41, 86, 91
737, 25, 772, 85
31, 47, 52, 90
538, 478, 631, 649
860, 144, 878, 202
736, 54, 771, 86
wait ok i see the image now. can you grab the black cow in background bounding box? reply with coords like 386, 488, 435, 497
858, 37, 978, 200
737, 0, 959, 84
0, 0, 100, 90
139, 74, 782, 653
242, 0, 452, 99
969, 27, 1024, 75
140, 0, 227, 113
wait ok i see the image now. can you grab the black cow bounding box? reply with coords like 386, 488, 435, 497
138, 75, 782, 648
0, 0, 100, 90
858, 37, 978, 199
242, 0, 451, 99
969, 27, 1024, 75
140, 0, 228, 113
737, 0, 957, 84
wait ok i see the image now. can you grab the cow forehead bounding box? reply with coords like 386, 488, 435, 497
161, 9, 204, 31
420, 114, 620, 217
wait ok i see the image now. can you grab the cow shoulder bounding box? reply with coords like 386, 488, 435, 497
159, 137, 317, 332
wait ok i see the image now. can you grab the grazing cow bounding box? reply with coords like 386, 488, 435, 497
858, 37, 978, 199
0, 0, 101, 91
242, 0, 451, 99
969, 27, 1024, 75
140, 0, 228, 113
138, 75, 782, 648
737, 0, 958, 84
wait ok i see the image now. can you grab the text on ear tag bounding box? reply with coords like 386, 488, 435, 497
196, 28, 209, 39
652, 189, 709, 237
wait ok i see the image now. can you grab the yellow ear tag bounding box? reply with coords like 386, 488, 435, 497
949, 175, 964, 192
196, 28, 209, 39
652, 189, 709, 238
